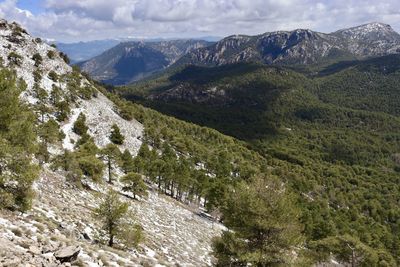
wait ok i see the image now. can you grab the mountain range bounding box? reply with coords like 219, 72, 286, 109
79, 22, 400, 86
176, 22, 400, 66
56, 40, 120, 63
79, 40, 213, 85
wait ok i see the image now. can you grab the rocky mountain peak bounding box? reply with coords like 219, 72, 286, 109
174, 22, 400, 68
334, 22, 399, 40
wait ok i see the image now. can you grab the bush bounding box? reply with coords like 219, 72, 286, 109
73, 113, 88, 135
32, 53, 43, 67
78, 155, 104, 182
12, 23, 27, 35
0, 190, 15, 209
7, 52, 22, 66
119, 223, 144, 248
93, 190, 143, 247
79, 85, 96, 100
48, 71, 58, 82
33, 69, 42, 83
110, 124, 124, 145
47, 50, 56, 59
59, 52, 70, 64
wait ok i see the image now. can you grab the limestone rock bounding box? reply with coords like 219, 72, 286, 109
54, 246, 80, 263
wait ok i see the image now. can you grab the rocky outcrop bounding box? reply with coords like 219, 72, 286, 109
175, 22, 400, 67
54, 246, 81, 263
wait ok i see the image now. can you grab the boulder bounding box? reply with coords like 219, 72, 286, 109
28, 245, 41, 255
54, 246, 80, 263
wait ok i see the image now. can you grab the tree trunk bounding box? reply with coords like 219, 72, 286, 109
108, 158, 112, 183
108, 234, 114, 247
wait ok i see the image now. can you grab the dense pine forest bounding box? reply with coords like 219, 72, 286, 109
116, 56, 400, 265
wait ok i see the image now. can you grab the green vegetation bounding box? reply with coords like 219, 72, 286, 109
94, 189, 142, 247
73, 113, 88, 136
119, 57, 400, 264
7, 52, 22, 66
0, 69, 38, 211
48, 71, 58, 82
213, 176, 303, 266
109, 124, 124, 145
59, 51, 70, 64
101, 143, 121, 183
32, 53, 42, 67
121, 172, 147, 199
47, 50, 56, 59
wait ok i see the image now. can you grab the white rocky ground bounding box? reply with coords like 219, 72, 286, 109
0, 19, 223, 266
0, 168, 223, 267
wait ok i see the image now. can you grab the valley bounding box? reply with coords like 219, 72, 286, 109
0, 14, 399, 267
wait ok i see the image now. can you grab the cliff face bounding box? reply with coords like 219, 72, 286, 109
175, 22, 400, 67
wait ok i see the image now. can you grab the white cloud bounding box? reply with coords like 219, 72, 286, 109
0, 0, 400, 42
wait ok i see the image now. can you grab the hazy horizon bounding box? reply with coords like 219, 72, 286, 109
1, 0, 400, 42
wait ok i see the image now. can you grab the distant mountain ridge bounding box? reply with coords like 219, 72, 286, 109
175, 22, 400, 67
80, 22, 400, 85
57, 40, 120, 63
79, 40, 213, 85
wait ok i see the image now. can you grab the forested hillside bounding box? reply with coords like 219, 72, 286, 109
119, 57, 400, 265
0, 19, 307, 266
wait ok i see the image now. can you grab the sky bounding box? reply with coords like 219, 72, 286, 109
0, 0, 400, 43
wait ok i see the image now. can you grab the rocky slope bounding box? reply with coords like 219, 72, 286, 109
79, 40, 213, 85
175, 22, 400, 67
0, 19, 223, 266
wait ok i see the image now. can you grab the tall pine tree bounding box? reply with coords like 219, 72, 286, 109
0, 69, 39, 211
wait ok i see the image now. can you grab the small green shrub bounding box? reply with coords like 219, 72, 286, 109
47, 50, 56, 59
78, 155, 104, 182
48, 71, 58, 82
33, 69, 42, 83
73, 113, 88, 135
110, 124, 124, 145
59, 52, 70, 64
8, 52, 22, 66
32, 53, 43, 67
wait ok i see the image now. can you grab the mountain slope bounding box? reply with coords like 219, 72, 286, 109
57, 40, 120, 63
0, 19, 253, 266
175, 22, 400, 67
79, 40, 213, 85
120, 58, 400, 264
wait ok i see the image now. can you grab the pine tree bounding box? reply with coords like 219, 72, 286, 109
93, 190, 129, 247
50, 85, 62, 105
101, 143, 121, 183
121, 172, 148, 200
121, 149, 135, 174
0, 69, 38, 211
33, 83, 51, 123
73, 113, 88, 136
213, 176, 303, 266
110, 124, 124, 145
55, 100, 70, 122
